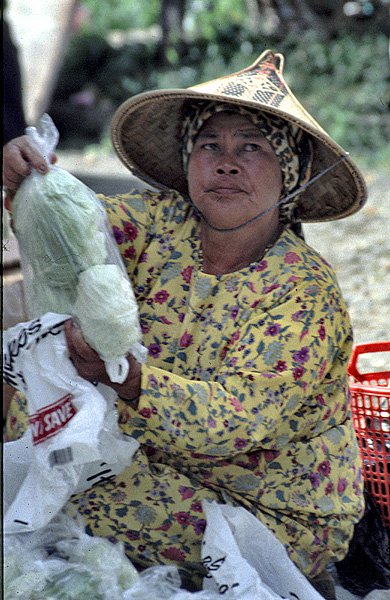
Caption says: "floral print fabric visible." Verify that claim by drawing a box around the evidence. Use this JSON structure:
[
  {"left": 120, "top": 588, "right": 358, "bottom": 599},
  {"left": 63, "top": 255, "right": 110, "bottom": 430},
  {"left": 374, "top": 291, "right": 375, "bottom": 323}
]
[
  {"left": 5, "top": 187, "right": 364, "bottom": 582},
  {"left": 105, "top": 188, "right": 364, "bottom": 576}
]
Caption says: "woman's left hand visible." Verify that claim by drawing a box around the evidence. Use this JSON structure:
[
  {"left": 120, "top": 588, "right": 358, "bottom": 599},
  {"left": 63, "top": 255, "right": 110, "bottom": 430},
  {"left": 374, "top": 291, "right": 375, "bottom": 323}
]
[
  {"left": 64, "top": 319, "right": 109, "bottom": 384},
  {"left": 64, "top": 319, "right": 141, "bottom": 403}
]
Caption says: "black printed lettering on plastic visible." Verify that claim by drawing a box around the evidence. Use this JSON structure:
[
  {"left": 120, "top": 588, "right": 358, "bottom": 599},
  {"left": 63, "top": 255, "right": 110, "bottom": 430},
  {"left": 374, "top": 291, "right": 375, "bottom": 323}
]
[
  {"left": 3, "top": 319, "right": 67, "bottom": 390},
  {"left": 3, "top": 319, "right": 42, "bottom": 376},
  {"left": 201, "top": 555, "right": 226, "bottom": 577}
]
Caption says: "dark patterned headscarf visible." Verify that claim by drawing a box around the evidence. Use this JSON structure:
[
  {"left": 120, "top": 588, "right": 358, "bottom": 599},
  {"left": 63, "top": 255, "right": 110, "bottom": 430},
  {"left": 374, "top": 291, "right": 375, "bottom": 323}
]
[{"left": 181, "top": 101, "right": 313, "bottom": 223}]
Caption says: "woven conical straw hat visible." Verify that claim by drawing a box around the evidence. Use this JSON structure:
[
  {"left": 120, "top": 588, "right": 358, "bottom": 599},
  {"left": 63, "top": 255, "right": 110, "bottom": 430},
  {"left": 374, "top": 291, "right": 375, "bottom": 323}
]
[{"left": 111, "top": 50, "right": 367, "bottom": 222}]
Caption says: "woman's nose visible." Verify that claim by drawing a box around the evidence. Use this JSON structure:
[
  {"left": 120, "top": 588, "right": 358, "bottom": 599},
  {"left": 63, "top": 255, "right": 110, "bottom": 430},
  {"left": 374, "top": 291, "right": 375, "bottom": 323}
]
[
  {"left": 215, "top": 155, "right": 240, "bottom": 175},
  {"left": 216, "top": 165, "right": 239, "bottom": 175}
]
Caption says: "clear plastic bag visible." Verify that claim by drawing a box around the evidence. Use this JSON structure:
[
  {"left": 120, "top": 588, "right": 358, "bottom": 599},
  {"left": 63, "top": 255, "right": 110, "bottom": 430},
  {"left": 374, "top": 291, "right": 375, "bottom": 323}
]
[
  {"left": 4, "top": 512, "right": 222, "bottom": 600},
  {"left": 122, "top": 567, "right": 221, "bottom": 599},
  {"left": 4, "top": 512, "right": 139, "bottom": 600},
  {"left": 12, "top": 114, "right": 146, "bottom": 382}
]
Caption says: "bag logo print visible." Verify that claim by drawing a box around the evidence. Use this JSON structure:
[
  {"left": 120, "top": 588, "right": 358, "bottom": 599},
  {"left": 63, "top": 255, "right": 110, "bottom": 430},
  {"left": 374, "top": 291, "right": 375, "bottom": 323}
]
[{"left": 29, "top": 393, "right": 77, "bottom": 445}]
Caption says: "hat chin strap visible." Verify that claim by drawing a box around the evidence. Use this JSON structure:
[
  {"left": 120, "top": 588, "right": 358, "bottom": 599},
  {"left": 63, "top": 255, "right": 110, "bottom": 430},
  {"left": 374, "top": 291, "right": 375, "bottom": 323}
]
[{"left": 194, "top": 155, "right": 348, "bottom": 233}]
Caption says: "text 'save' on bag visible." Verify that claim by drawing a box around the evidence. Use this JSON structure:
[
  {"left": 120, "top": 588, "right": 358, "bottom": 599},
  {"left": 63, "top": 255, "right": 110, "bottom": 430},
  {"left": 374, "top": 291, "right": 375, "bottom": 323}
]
[{"left": 3, "top": 313, "right": 140, "bottom": 534}]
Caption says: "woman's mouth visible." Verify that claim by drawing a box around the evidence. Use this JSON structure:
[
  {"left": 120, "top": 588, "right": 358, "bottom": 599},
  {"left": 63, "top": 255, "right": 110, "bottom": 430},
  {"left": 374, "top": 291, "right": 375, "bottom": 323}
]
[{"left": 207, "top": 187, "right": 244, "bottom": 195}]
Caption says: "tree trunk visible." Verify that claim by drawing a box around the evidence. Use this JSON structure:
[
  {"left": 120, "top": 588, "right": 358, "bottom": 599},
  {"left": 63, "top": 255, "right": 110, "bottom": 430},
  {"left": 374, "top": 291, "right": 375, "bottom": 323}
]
[
  {"left": 159, "top": 0, "right": 187, "bottom": 66},
  {"left": 255, "top": 0, "right": 332, "bottom": 37},
  {"left": 289, "top": 0, "right": 328, "bottom": 34},
  {"left": 248, "top": 0, "right": 281, "bottom": 34}
]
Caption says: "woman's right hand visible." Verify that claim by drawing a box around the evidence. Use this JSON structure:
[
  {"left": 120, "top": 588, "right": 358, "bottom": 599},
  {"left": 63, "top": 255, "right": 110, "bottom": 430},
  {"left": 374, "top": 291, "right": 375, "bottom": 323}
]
[{"left": 3, "top": 135, "right": 57, "bottom": 201}]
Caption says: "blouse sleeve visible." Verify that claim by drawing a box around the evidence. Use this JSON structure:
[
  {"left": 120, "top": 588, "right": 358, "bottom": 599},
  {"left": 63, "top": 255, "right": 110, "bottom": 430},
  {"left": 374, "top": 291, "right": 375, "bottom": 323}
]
[
  {"left": 118, "top": 275, "right": 353, "bottom": 458},
  {"left": 98, "top": 189, "right": 160, "bottom": 278}
]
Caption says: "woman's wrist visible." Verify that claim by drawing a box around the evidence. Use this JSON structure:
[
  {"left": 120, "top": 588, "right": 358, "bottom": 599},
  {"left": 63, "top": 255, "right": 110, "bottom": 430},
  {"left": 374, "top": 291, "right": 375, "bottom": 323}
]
[{"left": 111, "top": 355, "right": 141, "bottom": 406}]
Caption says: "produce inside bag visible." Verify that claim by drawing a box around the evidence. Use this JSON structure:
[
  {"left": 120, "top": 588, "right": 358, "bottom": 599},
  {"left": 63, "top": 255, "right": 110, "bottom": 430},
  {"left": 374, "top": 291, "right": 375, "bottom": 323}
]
[{"left": 12, "top": 114, "right": 146, "bottom": 382}]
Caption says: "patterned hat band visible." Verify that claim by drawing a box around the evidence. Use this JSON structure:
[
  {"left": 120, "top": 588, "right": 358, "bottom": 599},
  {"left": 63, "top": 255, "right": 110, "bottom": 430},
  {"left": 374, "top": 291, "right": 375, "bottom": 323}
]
[{"left": 181, "top": 101, "right": 313, "bottom": 222}]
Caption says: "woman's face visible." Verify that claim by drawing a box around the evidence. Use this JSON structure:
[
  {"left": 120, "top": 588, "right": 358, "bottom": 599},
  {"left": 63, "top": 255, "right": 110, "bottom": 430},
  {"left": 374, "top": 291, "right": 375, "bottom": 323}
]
[{"left": 187, "top": 112, "right": 283, "bottom": 231}]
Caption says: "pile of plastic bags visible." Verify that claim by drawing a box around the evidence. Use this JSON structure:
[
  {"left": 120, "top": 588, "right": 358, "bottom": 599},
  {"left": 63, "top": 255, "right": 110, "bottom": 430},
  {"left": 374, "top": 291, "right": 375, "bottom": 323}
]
[{"left": 4, "top": 513, "right": 220, "bottom": 600}]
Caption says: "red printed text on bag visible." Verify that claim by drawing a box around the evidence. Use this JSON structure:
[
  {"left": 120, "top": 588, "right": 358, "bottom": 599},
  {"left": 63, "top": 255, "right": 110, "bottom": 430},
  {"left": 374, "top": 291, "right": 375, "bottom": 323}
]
[{"left": 29, "top": 394, "right": 77, "bottom": 445}]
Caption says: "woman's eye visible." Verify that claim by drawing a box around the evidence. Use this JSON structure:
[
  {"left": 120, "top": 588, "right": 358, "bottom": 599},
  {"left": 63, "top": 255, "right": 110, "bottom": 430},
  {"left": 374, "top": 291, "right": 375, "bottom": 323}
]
[
  {"left": 202, "top": 142, "right": 218, "bottom": 150},
  {"left": 243, "top": 143, "right": 260, "bottom": 151}
]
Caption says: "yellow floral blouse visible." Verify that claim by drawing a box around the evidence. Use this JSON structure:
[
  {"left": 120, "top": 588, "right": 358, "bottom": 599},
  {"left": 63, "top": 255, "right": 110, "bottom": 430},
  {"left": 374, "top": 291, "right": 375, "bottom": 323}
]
[{"left": 103, "top": 188, "right": 364, "bottom": 576}]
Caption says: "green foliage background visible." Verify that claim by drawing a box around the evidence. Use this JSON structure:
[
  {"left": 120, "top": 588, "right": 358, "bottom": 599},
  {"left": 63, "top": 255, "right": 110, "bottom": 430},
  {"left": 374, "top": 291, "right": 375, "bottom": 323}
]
[{"left": 52, "top": 1, "right": 390, "bottom": 168}]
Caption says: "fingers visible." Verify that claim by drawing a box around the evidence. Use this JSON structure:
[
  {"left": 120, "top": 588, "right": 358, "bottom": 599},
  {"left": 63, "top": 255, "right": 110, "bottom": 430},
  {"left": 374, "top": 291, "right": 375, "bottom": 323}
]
[
  {"left": 64, "top": 319, "right": 77, "bottom": 359},
  {"left": 2, "top": 135, "right": 55, "bottom": 194},
  {"left": 63, "top": 320, "right": 141, "bottom": 395},
  {"left": 64, "top": 319, "right": 99, "bottom": 362},
  {"left": 64, "top": 319, "right": 108, "bottom": 384}
]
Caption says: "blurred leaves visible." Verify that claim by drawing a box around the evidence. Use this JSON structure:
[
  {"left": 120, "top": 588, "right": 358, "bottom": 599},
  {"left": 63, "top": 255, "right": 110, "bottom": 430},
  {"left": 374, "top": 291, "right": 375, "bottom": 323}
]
[
  {"left": 50, "top": 2, "right": 389, "bottom": 167},
  {"left": 80, "top": 0, "right": 160, "bottom": 32}
]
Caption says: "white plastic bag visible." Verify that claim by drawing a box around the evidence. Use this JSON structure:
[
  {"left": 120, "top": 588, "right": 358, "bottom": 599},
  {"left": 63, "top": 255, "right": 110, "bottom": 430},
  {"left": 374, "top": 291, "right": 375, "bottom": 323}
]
[
  {"left": 201, "top": 501, "right": 324, "bottom": 599},
  {"left": 12, "top": 113, "right": 147, "bottom": 383},
  {"left": 3, "top": 313, "right": 139, "bottom": 534}
]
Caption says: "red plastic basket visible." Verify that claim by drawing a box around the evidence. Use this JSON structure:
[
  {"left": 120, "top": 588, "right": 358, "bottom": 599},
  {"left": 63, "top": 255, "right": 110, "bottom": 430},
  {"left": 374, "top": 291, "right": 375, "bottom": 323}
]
[{"left": 348, "top": 341, "right": 390, "bottom": 527}]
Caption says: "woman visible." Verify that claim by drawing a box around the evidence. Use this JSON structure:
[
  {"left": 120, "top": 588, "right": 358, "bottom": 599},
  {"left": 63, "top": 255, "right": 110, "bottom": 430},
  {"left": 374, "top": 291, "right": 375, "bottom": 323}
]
[{"left": 3, "top": 50, "right": 367, "bottom": 598}]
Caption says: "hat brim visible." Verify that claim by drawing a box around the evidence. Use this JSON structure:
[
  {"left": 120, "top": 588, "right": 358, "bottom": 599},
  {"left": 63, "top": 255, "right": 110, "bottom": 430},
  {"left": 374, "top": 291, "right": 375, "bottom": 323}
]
[{"left": 111, "top": 89, "right": 367, "bottom": 223}]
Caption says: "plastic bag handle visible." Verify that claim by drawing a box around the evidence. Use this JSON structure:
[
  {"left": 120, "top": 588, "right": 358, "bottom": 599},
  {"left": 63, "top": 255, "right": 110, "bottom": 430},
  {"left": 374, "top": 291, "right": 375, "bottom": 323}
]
[
  {"left": 348, "top": 341, "right": 390, "bottom": 381},
  {"left": 25, "top": 114, "right": 59, "bottom": 167}
]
